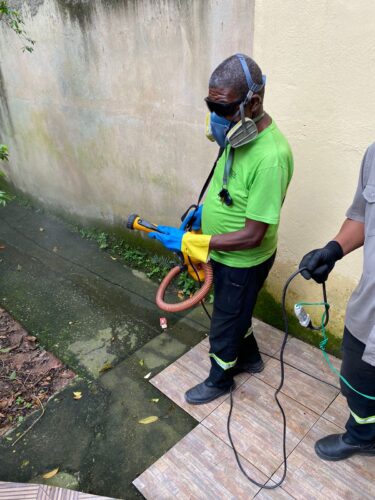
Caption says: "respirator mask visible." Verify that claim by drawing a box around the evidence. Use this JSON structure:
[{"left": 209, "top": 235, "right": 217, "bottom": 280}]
[{"left": 205, "top": 54, "right": 266, "bottom": 149}]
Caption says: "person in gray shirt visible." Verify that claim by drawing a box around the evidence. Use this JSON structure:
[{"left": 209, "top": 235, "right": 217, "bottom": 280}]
[{"left": 299, "top": 143, "right": 375, "bottom": 461}]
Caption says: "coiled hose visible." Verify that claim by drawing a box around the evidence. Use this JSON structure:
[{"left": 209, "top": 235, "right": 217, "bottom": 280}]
[{"left": 156, "top": 262, "right": 213, "bottom": 313}]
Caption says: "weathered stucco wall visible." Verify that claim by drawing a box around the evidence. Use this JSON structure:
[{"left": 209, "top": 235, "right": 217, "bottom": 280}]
[
  {"left": 253, "top": 0, "right": 375, "bottom": 332},
  {"left": 2, "top": 0, "right": 374, "bottom": 336},
  {"left": 0, "top": 0, "right": 254, "bottom": 225}
]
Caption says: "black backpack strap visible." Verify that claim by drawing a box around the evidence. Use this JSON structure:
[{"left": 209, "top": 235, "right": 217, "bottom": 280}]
[
  {"left": 197, "top": 146, "right": 225, "bottom": 205},
  {"left": 180, "top": 147, "right": 225, "bottom": 223}
]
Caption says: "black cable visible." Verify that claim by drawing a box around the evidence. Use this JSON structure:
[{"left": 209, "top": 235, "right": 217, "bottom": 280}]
[
  {"left": 187, "top": 255, "right": 212, "bottom": 322},
  {"left": 226, "top": 267, "right": 327, "bottom": 490}
]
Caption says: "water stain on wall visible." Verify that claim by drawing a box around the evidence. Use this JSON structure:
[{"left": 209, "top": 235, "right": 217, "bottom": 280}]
[
  {"left": 0, "top": 65, "right": 14, "bottom": 137},
  {"left": 55, "top": 0, "right": 96, "bottom": 32},
  {"left": 7, "top": 0, "right": 45, "bottom": 17}
]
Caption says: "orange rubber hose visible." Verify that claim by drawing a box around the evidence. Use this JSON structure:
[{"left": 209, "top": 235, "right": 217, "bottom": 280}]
[{"left": 156, "top": 262, "right": 213, "bottom": 313}]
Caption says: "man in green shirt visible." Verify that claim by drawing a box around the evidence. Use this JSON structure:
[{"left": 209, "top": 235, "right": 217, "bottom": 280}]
[{"left": 150, "top": 54, "right": 293, "bottom": 404}]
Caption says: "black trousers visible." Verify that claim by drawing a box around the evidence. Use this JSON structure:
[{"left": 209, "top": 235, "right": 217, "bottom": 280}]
[
  {"left": 341, "top": 327, "right": 375, "bottom": 443},
  {"left": 207, "top": 253, "right": 276, "bottom": 388}
]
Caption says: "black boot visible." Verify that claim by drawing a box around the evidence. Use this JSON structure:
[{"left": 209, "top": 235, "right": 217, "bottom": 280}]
[
  {"left": 184, "top": 379, "right": 235, "bottom": 405},
  {"left": 315, "top": 433, "right": 375, "bottom": 461},
  {"left": 231, "top": 357, "right": 264, "bottom": 376}
]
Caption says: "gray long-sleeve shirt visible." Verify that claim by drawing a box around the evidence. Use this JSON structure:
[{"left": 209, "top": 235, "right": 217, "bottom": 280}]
[{"left": 345, "top": 143, "right": 375, "bottom": 366}]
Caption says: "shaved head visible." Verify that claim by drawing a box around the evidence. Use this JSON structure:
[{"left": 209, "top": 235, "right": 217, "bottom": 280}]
[{"left": 209, "top": 54, "right": 264, "bottom": 100}]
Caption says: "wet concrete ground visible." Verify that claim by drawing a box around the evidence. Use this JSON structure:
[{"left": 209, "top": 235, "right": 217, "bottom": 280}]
[{"left": 0, "top": 203, "right": 211, "bottom": 499}]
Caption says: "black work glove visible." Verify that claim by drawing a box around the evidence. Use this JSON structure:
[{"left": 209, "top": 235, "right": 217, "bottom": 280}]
[{"left": 299, "top": 241, "right": 344, "bottom": 283}]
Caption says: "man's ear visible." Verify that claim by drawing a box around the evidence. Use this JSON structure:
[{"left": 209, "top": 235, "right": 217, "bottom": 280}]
[{"left": 246, "top": 95, "right": 262, "bottom": 118}]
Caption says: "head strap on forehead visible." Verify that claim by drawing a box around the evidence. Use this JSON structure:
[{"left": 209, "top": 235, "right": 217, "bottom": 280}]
[{"left": 236, "top": 53, "right": 266, "bottom": 94}]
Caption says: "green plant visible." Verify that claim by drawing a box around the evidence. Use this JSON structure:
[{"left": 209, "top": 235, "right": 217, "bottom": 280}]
[
  {"left": 0, "top": 144, "right": 9, "bottom": 161},
  {"left": 177, "top": 272, "right": 198, "bottom": 297},
  {"left": 0, "top": 3, "right": 35, "bottom": 206},
  {"left": 0, "top": 1, "right": 35, "bottom": 52},
  {"left": 0, "top": 171, "right": 13, "bottom": 206},
  {"left": 77, "top": 226, "right": 203, "bottom": 298}
]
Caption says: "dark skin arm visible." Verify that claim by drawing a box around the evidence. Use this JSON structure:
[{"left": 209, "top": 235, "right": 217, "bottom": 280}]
[
  {"left": 334, "top": 218, "right": 365, "bottom": 255},
  {"left": 209, "top": 218, "right": 269, "bottom": 251}
]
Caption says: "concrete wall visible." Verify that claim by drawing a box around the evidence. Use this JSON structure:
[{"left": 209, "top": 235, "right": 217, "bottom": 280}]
[
  {"left": 2, "top": 0, "right": 374, "bottom": 335},
  {"left": 0, "top": 0, "right": 254, "bottom": 225},
  {"left": 253, "top": 0, "right": 375, "bottom": 331}
]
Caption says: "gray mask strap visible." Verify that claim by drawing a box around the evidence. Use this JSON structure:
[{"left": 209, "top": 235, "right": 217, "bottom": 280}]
[
  {"left": 239, "top": 103, "right": 247, "bottom": 125},
  {"left": 222, "top": 147, "right": 234, "bottom": 190},
  {"left": 253, "top": 112, "right": 265, "bottom": 123}
]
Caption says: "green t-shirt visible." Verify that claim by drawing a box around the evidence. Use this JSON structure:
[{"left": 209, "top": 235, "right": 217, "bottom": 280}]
[{"left": 202, "top": 121, "right": 293, "bottom": 268}]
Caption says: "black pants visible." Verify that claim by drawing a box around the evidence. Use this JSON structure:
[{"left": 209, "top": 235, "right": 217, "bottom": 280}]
[
  {"left": 207, "top": 253, "right": 276, "bottom": 388},
  {"left": 341, "top": 327, "right": 375, "bottom": 443}
]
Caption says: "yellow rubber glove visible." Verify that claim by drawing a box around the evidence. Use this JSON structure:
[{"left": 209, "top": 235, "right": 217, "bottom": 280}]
[{"left": 181, "top": 232, "right": 211, "bottom": 263}]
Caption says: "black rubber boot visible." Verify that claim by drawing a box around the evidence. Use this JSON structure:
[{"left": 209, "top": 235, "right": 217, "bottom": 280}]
[
  {"left": 231, "top": 358, "right": 265, "bottom": 376},
  {"left": 315, "top": 433, "right": 375, "bottom": 461},
  {"left": 184, "top": 380, "right": 235, "bottom": 405}
]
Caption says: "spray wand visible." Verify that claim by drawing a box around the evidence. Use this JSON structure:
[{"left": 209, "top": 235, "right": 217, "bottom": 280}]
[{"left": 126, "top": 214, "right": 213, "bottom": 313}]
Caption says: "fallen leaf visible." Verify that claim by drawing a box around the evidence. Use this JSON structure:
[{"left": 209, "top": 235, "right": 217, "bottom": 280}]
[
  {"left": 0, "top": 347, "right": 11, "bottom": 353},
  {"left": 144, "top": 372, "right": 152, "bottom": 379},
  {"left": 110, "top": 256, "right": 117, "bottom": 261},
  {"left": 42, "top": 467, "right": 59, "bottom": 479},
  {"left": 52, "top": 246, "right": 58, "bottom": 253},
  {"left": 26, "top": 336, "right": 37, "bottom": 342},
  {"left": 9, "top": 371, "right": 17, "bottom": 380},
  {"left": 73, "top": 391, "right": 82, "bottom": 400},
  {"left": 138, "top": 416, "right": 159, "bottom": 425},
  {"left": 139, "top": 359, "right": 144, "bottom": 366},
  {"left": 0, "top": 245, "right": 5, "bottom": 250},
  {"left": 39, "top": 228, "right": 45, "bottom": 232},
  {"left": 150, "top": 398, "right": 159, "bottom": 403},
  {"left": 20, "top": 459, "right": 29, "bottom": 468},
  {"left": 16, "top": 265, "right": 22, "bottom": 271},
  {"left": 177, "top": 291, "right": 185, "bottom": 300},
  {"left": 99, "top": 362, "right": 113, "bottom": 373}
]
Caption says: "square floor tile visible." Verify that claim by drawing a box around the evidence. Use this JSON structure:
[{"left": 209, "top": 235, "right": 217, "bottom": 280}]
[
  {"left": 272, "top": 417, "right": 375, "bottom": 499},
  {"left": 255, "top": 358, "right": 339, "bottom": 414},
  {"left": 283, "top": 337, "right": 341, "bottom": 388},
  {"left": 150, "top": 340, "right": 252, "bottom": 421},
  {"left": 133, "top": 425, "right": 268, "bottom": 499},
  {"left": 322, "top": 393, "right": 348, "bottom": 429},
  {"left": 202, "top": 376, "right": 319, "bottom": 477},
  {"left": 253, "top": 319, "right": 284, "bottom": 357},
  {"left": 150, "top": 361, "right": 230, "bottom": 421},
  {"left": 254, "top": 483, "right": 294, "bottom": 499}
]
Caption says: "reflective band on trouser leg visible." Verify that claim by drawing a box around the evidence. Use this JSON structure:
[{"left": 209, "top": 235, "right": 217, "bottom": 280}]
[
  {"left": 350, "top": 410, "right": 375, "bottom": 425},
  {"left": 209, "top": 353, "right": 237, "bottom": 370},
  {"left": 244, "top": 325, "right": 254, "bottom": 339}
]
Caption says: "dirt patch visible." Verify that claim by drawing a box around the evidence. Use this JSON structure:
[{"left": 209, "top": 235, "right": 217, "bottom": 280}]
[{"left": 0, "top": 308, "right": 75, "bottom": 437}]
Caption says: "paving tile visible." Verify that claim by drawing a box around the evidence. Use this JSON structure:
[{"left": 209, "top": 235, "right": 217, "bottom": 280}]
[
  {"left": 283, "top": 337, "right": 341, "bottom": 388},
  {"left": 150, "top": 361, "right": 231, "bottom": 421},
  {"left": 133, "top": 424, "right": 268, "bottom": 499},
  {"left": 253, "top": 319, "right": 284, "bottom": 357},
  {"left": 254, "top": 357, "right": 339, "bottom": 415},
  {"left": 150, "top": 339, "right": 253, "bottom": 421},
  {"left": 176, "top": 339, "right": 213, "bottom": 380},
  {"left": 0, "top": 482, "right": 40, "bottom": 500},
  {"left": 202, "top": 376, "right": 319, "bottom": 477},
  {"left": 0, "top": 482, "right": 116, "bottom": 500},
  {"left": 179, "top": 338, "right": 256, "bottom": 381},
  {"left": 254, "top": 483, "right": 295, "bottom": 499},
  {"left": 272, "top": 417, "right": 375, "bottom": 499},
  {"left": 322, "top": 392, "right": 348, "bottom": 429}
]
